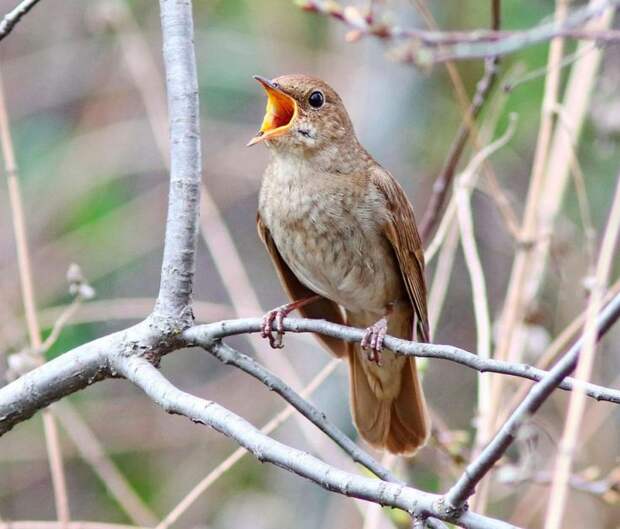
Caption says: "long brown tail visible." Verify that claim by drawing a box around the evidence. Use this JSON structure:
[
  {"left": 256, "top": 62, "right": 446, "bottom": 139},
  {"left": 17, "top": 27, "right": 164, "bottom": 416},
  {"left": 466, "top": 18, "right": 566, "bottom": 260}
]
[{"left": 346, "top": 309, "right": 430, "bottom": 456}]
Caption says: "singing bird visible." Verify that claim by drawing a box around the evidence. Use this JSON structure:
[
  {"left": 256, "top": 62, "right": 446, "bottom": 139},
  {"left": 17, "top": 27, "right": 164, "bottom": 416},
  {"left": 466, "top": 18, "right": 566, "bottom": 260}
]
[{"left": 249, "top": 74, "right": 430, "bottom": 455}]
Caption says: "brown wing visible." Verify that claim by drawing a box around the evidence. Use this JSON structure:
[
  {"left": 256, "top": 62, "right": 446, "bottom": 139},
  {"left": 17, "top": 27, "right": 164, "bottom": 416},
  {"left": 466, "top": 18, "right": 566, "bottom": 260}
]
[
  {"left": 257, "top": 213, "right": 347, "bottom": 357},
  {"left": 370, "top": 168, "right": 430, "bottom": 343}
]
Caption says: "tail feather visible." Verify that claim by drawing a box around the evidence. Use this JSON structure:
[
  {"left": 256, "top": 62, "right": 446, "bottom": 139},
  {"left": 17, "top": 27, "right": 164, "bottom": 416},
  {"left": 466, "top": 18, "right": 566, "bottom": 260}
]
[
  {"left": 346, "top": 309, "right": 430, "bottom": 456},
  {"left": 386, "top": 356, "right": 430, "bottom": 454},
  {"left": 348, "top": 344, "right": 391, "bottom": 447}
]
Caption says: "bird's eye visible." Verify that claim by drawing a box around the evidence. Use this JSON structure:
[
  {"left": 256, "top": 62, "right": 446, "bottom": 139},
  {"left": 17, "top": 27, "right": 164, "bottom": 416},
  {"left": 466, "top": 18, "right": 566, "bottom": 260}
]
[{"left": 308, "top": 91, "right": 324, "bottom": 109}]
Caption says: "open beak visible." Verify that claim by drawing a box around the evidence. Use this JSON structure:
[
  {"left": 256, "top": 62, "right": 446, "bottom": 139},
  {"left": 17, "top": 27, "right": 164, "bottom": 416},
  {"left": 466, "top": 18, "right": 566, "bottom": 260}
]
[{"left": 247, "top": 75, "right": 298, "bottom": 146}]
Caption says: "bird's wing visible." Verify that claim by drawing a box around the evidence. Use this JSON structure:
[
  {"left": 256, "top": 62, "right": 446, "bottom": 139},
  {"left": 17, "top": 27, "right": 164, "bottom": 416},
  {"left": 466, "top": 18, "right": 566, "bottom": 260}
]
[
  {"left": 370, "top": 167, "right": 430, "bottom": 342},
  {"left": 257, "top": 213, "right": 347, "bottom": 357}
]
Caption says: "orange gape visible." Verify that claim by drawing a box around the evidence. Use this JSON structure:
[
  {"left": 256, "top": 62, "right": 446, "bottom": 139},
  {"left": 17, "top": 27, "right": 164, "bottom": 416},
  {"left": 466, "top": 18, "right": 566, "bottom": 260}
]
[{"left": 250, "top": 74, "right": 430, "bottom": 456}]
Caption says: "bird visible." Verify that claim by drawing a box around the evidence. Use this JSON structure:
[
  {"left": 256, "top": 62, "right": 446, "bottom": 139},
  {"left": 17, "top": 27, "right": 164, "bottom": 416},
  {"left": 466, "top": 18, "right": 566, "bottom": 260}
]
[{"left": 249, "top": 73, "right": 430, "bottom": 455}]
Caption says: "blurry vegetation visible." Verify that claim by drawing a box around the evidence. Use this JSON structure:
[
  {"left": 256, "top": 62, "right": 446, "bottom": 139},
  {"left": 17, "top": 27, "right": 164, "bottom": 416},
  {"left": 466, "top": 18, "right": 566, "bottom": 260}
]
[{"left": 0, "top": 1, "right": 619, "bottom": 528}]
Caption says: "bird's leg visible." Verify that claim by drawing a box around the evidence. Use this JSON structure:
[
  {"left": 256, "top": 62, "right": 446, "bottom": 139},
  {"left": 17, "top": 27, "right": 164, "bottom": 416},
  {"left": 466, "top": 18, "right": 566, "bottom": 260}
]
[
  {"left": 361, "top": 304, "right": 394, "bottom": 366},
  {"left": 261, "top": 294, "right": 321, "bottom": 349}
]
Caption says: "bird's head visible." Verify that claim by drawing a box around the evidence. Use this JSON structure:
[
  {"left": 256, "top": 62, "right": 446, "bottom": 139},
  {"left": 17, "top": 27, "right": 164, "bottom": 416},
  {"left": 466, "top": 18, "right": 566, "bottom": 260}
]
[{"left": 248, "top": 74, "right": 356, "bottom": 156}]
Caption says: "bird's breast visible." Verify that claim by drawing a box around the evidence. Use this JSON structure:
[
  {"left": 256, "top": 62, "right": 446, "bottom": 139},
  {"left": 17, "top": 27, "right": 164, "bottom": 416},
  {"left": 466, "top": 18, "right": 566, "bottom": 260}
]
[{"left": 259, "top": 162, "right": 404, "bottom": 313}]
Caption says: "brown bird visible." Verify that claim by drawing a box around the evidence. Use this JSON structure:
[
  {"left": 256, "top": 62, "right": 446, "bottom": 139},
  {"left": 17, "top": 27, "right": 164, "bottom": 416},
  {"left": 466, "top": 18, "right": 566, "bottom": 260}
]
[{"left": 249, "top": 74, "right": 430, "bottom": 455}]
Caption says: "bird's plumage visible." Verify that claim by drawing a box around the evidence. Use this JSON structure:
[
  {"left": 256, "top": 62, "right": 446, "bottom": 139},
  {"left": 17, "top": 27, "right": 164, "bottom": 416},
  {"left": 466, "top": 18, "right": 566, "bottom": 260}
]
[{"left": 253, "top": 73, "right": 430, "bottom": 455}]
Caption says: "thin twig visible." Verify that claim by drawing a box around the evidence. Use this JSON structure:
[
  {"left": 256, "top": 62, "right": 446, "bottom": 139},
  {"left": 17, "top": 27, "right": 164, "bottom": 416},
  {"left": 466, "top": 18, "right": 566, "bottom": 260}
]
[
  {"left": 502, "top": 43, "right": 599, "bottom": 92},
  {"left": 38, "top": 297, "right": 83, "bottom": 355},
  {"left": 443, "top": 290, "right": 620, "bottom": 510},
  {"left": 427, "top": 223, "right": 459, "bottom": 331},
  {"left": 0, "top": 65, "right": 70, "bottom": 529},
  {"left": 0, "top": 0, "right": 42, "bottom": 41},
  {"left": 207, "top": 342, "right": 400, "bottom": 482},
  {"left": 543, "top": 171, "right": 620, "bottom": 529},
  {"left": 550, "top": 103, "right": 597, "bottom": 265},
  {"left": 419, "top": 56, "right": 499, "bottom": 242},
  {"left": 454, "top": 118, "right": 515, "bottom": 457},
  {"left": 298, "top": 0, "right": 620, "bottom": 64}
]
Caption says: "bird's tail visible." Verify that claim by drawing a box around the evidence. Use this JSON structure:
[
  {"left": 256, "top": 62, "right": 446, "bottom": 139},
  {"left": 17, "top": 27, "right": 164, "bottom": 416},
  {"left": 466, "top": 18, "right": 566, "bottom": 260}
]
[{"left": 346, "top": 309, "right": 430, "bottom": 456}]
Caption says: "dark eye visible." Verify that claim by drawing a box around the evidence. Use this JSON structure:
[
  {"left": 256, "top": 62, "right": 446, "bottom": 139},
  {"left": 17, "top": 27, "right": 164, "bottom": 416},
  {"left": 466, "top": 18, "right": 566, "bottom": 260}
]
[{"left": 308, "top": 91, "right": 324, "bottom": 108}]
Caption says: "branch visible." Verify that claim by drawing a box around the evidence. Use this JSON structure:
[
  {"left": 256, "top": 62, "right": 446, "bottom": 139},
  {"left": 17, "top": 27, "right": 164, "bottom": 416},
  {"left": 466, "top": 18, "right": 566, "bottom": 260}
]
[
  {"left": 419, "top": 56, "right": 499, "bottom": 242},
  {"left": 443, "top": 288, "right": 620, "bottom": 510},
  {"left": 3, "top": 295, "right": 620, "bottom": 436},
  {"left": 417, "top": 0, "right": 503, "bottom": 244},
  {"left": 543, "top": 170, "right": 620, "bottom": 529},
  {"left": 0, "top": 325, "right": 145, "bottom": 435},
  {"left": 183, "top": 314, "right": 620, "bottom": 404},
  {"left": 298, "top": 0, "right": 620, "bottom": 64},
  {"left": 114, "top": 355, "right": 518, "bottom": 529},
  {"left": 154, "top": 359, "right": 340, "bottom": 529},
  {"left": 154, "top": 0, "right": 202, "bottom": 323},
  {"left": 205, "top": 341, "right": 400, "bottom": 483},
  {"left": 197, "top": 342, "right": 449, "bottom": 528},
  {"left": 0, "top": 0, "right": 42, "bottom": 42}
]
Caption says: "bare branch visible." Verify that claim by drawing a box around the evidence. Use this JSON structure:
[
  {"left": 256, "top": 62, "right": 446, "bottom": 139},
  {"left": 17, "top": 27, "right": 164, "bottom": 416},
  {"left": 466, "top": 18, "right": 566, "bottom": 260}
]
[
  {"left": 444, "top": 289, "right": 620, "bottom": 510},
  {"left": 183, "top": 314, "right": 620, "bottom": 405},
  {"left": 419, "top": 56, "right": 499, "bottom": 242},
  {"left": 207, "top": 341, "right": 400, "bottom": 483},
  {"left": 0, "top": 61, "right": 70, "bottom": 527},
  {"left": 154, "top": 0, "right": 202, "bottom": 323},
  {"left": 0, "top": 0, "right": 42, "bottom": 42},
  {"left": 2, "top": 298, "right": 619, "bottom": 438},
  {"left": 544, "top": 171, "right": 620, "bottom": 529},
  {"left": 114, "top": 355, "right": 518, "bottom": 529},
  {"left": 155, "top": 359, "right": 340, "bottom": 529},
  {"left": 0, "top": 328, "right": 130, "bottom": 435},
  {"left": 298, "top": 0, "right": 620, "bottom": 64}
]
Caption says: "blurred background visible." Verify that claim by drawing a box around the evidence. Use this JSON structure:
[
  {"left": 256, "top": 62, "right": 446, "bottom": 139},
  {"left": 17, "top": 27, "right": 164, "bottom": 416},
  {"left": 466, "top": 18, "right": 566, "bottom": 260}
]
[{"left": 0, "top": 1, "right": 619, "bottom": 528}]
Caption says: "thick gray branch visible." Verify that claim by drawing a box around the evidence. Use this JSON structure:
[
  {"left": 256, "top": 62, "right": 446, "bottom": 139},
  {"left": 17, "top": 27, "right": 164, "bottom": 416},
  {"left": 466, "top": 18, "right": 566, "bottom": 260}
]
[
  {"left": 114, "top": 355, "right": 518, "bottom": 529},
  {"left": 184, "top": 317, "right": 620, "bottom": 404},
  {"left": 2, "top": 298, "right": 619, "bottom": 438},
  {"left": 0, "top": 332, "right": 112, "bottom": 434},
  {"left": 0, "top": 320, "right": 178, "bottom": 436},
  {"left": 154, "top": 0, "right": 202, "bottom": 322}
]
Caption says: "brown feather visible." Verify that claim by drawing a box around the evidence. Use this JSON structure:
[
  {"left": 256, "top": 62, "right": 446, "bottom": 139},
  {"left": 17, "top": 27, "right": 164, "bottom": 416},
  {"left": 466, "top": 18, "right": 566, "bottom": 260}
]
[
  {"left": 346, "top": 308, "right": 430, "bottom": 456},
  {"left": 257, "top": 214, "right": 347, "bottom": 357},
  {"left": 371, "top": 167, "right": 430, "bottom": 342}
]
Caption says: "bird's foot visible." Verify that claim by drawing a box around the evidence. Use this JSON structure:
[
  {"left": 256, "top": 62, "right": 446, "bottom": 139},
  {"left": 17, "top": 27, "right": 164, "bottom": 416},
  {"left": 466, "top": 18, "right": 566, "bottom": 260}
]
[
  {"left": 261, "top": 295, "right": 320, "bottom": 349},
  {"left": 361, "top": 317, "right": 388, "bottom": 366}
]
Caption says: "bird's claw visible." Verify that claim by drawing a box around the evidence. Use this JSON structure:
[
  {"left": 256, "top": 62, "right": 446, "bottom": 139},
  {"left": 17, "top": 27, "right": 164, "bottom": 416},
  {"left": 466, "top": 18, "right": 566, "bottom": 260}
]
[
  {"left": 261, "top": 304, "right": 290, "bottom": 349},
  {"left": 361, "top": 317, "right": 388, "bottom": 366}
]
